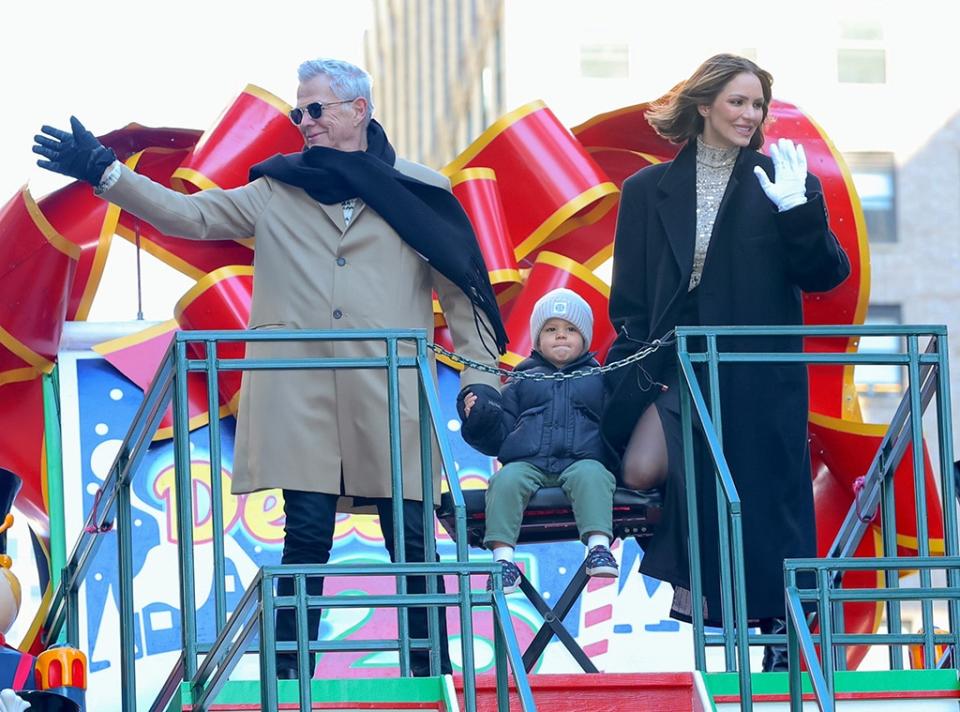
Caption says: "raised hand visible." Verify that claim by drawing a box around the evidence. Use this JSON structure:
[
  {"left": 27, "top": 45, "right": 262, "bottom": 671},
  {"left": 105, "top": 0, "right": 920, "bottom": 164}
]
[
  {"left": 753, "top": 138, "right": 808, "bottom": 212},
  {"left": 33, "top": 116, "right": 117, "bottom": 186}
]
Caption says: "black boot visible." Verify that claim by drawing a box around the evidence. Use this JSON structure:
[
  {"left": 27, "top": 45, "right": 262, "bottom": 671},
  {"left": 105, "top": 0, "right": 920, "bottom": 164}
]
[
  {"left": 275, "top": 663, "right": 301, "bottom": 680},
  {"left": 274, "top": 650, "right": 316, "bottom": 680},
  {"left": 761, "top": 617, "right": 789, "bottom": 672}
]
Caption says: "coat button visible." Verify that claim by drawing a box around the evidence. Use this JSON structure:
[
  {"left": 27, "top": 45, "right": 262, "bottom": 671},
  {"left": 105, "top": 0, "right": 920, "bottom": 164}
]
[
  {"left": 333, "top": 309, "right": 343, "bottom": 319},
  {"left": 336, "top": 257, "right": 346, "bottom": 266}
]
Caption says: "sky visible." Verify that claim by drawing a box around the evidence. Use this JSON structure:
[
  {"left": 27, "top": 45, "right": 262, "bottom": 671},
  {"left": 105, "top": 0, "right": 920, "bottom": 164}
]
[{"left": 3, "top": 1, "right": 372, "bottom": 320}]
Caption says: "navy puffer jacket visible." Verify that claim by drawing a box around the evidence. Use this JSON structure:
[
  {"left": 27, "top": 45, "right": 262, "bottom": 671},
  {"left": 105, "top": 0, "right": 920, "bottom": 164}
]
[{"left": 459, "top": 350, "right": 605, "bottom": 474}]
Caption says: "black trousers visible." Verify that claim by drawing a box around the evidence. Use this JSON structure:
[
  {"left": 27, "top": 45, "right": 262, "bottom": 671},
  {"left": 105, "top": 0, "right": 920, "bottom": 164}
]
[{"left": 276, "top": 489, "right": 453, "bottom": 675}]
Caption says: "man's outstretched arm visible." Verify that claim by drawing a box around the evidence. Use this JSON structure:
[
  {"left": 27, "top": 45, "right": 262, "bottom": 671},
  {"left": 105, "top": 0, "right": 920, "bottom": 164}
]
[{"left": 34, "top": 116, "right": 270, "bottom": 241}]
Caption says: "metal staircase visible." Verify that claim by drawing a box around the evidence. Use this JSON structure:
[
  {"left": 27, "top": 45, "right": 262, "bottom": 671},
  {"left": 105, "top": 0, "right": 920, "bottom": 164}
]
[{"left": 43, "top": 329, "right": 535, "bottom": 712}]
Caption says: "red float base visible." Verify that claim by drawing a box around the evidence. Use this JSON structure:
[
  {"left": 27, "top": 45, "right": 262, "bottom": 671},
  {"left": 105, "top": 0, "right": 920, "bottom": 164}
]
[{"left": 453, "top": 672, "right": 707, "bottom": 712}]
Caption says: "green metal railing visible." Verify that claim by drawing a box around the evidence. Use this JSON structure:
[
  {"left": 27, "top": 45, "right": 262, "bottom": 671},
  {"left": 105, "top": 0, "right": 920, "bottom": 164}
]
[
  {"left": 675, "top": 324, "right": 956, "bottom": 711},
  {"left": 785, "top": 557, "right": 960, "bottom": 712},
  {"left": 186, "top": 562, "right": 530, "bottom": 711},
  {"left": 42, "top": 328, "right": 535, "bottom": 712}
]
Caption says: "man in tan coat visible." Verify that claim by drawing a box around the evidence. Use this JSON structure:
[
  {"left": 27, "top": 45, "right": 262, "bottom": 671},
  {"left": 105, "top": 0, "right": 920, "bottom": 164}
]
[{"left": 34, "top": 58, "right": 506, "bottom": 679}]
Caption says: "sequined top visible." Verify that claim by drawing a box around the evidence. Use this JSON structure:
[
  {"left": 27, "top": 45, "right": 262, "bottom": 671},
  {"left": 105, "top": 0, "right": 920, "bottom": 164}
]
[{"left": 690, "top": 136, "right": 739, "bottom": 290}]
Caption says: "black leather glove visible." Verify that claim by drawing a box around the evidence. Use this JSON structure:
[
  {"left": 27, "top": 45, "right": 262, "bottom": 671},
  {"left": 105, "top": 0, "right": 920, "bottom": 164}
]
[
  {"left": 456, "top": 384, "right": 504, "bottom": 455},
  {"left": 457, "top": 383, "right": 502, "bottom": 430},
  {"left": 33, "top": 116, "right": 117, "bottom": 186}
]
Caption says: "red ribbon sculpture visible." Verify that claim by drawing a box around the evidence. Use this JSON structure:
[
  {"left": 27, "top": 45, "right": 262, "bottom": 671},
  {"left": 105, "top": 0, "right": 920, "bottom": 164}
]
[{"left": 0, "top": 84, "right": 943, "bottom": 667}]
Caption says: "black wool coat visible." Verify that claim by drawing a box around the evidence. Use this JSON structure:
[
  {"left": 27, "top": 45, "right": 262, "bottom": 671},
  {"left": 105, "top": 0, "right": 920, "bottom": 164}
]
[
  {"left": 462, "top": 350, "right": 606, "bottom": 474},
  {"left": 602, "top": 139, "right": 850, "bottom": 620}
]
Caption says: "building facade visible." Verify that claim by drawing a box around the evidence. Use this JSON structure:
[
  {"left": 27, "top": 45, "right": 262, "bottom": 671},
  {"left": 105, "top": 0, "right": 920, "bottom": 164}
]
[{"left": 366, "top": 0, "right": 506, "bottom": 169}]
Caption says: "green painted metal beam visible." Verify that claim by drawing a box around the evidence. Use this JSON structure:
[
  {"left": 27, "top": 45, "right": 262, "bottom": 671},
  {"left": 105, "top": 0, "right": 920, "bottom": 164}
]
[{"left": 169, "top": 676, "right": 454, "bottom": 711}]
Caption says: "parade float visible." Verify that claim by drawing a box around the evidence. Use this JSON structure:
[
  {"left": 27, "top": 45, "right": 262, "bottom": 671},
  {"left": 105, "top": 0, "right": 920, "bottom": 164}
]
[{"left": 0, "top": 81, "right": 955, "bottom": 710}]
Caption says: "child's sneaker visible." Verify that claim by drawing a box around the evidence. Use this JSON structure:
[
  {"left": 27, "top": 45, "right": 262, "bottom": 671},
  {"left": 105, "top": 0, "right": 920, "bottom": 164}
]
[
  {"left": 585, "top": 545, "right": 619, "bottom": 578},
  {"left": 486, "top": 559, "right": 522, "bottom": 594}
]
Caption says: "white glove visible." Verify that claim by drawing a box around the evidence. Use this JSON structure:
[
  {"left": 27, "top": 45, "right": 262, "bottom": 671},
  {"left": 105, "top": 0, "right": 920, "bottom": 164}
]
[
  {"left": 753, "top": 138, "right": 808, "bottom": 212},
  {"left": 0, "top": 689, "right": 29, "bottom": 712}
]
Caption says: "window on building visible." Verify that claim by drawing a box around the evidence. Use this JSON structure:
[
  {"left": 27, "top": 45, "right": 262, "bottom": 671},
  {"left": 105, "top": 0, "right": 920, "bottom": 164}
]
[
  {"left": 855, "top": 304, "right": 904, "bottom": 396},
  {"left": 845, "top": 152, "right": 897, "bottom": 243},
  {"left": 838, "top": 49, "right": 886, "bottom": 83},
  {"left": 580, "top": 44, "right": 629, "bottom": 79},
  {"left": 837, "top": 19, "right": 886, "bottom": 83},
  {"left": 840, "top": 18, "right": 884, "bottom": 41}
]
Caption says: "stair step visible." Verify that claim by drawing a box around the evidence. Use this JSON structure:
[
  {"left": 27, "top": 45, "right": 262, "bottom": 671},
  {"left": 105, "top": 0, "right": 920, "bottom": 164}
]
[
  {"left": 453, "top": 672, "right": 706, "bottom": 712},
  {"left": 705, "top": 669, "right": 960, "bottom": 711}
]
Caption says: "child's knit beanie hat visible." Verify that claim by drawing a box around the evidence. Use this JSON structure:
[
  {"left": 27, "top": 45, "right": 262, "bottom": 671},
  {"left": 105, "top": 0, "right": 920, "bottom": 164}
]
[{"left": 529, "top": 288, "right": 593, "bottom": 351}]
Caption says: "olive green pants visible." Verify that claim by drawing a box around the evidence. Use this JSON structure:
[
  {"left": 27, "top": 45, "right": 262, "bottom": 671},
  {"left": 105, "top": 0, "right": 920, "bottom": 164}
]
[{"left": 483, "top": 459, "right": 616, "bottom": 547}]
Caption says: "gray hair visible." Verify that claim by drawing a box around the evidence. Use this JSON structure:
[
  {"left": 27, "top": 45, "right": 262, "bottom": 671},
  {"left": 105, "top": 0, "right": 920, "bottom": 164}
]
[{"left": 297, "top": 58, "right": 374, "bottom": 123}]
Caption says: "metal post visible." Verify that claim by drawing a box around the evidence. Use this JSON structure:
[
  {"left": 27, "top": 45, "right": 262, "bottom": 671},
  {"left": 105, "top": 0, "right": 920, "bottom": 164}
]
[
  {"left": 818, "top": 568, "right": 835, "bottom": 701},
  {"left": 705, "top": 334, "right": 739, "bottom": 673},
  {"left": 117, "top": 478, "right": 137, "bottom": 712},
  {"left": 416, "top": 358, "right": 470, "bottom": 565},
  {"left": 933, "top": 333, "right": 960, "bottom": 664},
  {"left": 715, "top": 491, "right": 736, "bottom": 670},
  {"left": 417, "top": 337, "right": 442, "bottom": 676},
  {"left": 205, "top": 339, "right": 229, "bottom": 634},
  {"left": 385, "top": 337, "right": 411, "bottom": 675},
  {"left": 493, "top": 589, "right": 537, "bottom": 712},
  {"left": 906, "top": 336, "right": 936, "bottom": 665},
  {"left": 879, "top": 464, "right": 903, "bottom": 669},
  {"left": 459, "top": 566, "right": 478, "bottom": 712},
  {"left": 260, "top": 575, "right": 279, "bottom": 712},
  {"left": 678, "top": 342, "right": 707, "bottom": 671},
  {"left": 730, "top": 511, "right": 752, "bottom": 709},
  {"left": 295, "top": 573, "right": 312, "bottom": 710},
  {"left": 832, "top": 596, "right": 847, "bottom": 672},
  {"left": 65, "top": 561, "right": 80, "bottom": 649},
  {"left": 786, "top": 577, "right": 803, "bottom": 712},
  {"left": 493, "top": 596, "right": 510, "bottom": 711},
  {"left": 172, "top": 338, "right": 199, "bottom": 681}
]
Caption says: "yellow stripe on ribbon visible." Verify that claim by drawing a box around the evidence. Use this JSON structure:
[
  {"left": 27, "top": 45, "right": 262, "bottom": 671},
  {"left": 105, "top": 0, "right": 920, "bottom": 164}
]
[
  {"left": 515, "top": 187, "right": 619, "bottom": 261},
  {"left": 441, "top": 101, "right": 546, "bottom": 177},
  {"left": 72, "top": 201, "right": 120, "bottom": 321},
  {"left": 0, "top": 325, "right": 54, "bottom": 374},
  {"left": 173, "top": 265, "right": 255, "bottom": 324},
  {"left": 21, "top": 187, "right": 81, "bottom": 260}
]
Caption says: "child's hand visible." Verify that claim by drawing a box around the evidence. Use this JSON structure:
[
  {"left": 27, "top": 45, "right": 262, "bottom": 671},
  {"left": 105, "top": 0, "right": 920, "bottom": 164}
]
[
  {"left": 463, "top": 392, "right": 477, "bottom": 417},
  {"left": 456, "top": 384, "right": 502, "bottom": 432}
]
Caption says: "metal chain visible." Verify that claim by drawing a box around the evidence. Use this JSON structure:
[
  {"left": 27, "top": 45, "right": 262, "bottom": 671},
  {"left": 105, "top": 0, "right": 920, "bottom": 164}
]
[{"left": 427, "top": 329, "right": 674, "bottom": 382}]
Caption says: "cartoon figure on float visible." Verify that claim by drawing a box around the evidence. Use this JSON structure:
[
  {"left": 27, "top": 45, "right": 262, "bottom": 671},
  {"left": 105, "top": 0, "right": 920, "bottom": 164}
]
[{"left": 0, "top": 468, "right": 86, "bottom": 712}]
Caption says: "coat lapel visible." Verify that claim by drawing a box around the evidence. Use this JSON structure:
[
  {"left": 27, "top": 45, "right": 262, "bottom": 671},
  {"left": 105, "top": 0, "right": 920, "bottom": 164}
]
[
  {"left": 317, "top": 201, "right": 347, "bottom": 233},
  {"left": 656, "top": 141, "right": 697, "bottom": 283},
  {"left": 647, "top": 145, "right": 697, "bottom": 340}
]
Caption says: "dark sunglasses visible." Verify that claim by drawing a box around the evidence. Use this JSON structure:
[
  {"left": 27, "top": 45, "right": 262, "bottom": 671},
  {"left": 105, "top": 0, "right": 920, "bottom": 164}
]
[{"left": 288, "top": 99, "right": 355, "bottom": 125}]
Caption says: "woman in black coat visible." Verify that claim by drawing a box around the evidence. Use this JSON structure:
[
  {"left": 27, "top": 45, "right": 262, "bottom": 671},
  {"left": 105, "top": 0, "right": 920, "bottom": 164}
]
[{"left": 601, "top": 54, "right": 850, "bottom": 670}]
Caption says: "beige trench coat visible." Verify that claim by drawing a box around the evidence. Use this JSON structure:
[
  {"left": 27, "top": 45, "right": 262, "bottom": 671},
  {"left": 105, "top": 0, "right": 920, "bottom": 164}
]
[{"left": 103, "top": 159, "right": 500, "bottom": 509}]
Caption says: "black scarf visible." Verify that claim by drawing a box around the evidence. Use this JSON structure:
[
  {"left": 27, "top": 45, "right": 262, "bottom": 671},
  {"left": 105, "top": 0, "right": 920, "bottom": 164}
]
[{"left": 249, "top": 120, "right": 508, "bottom": 355}]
